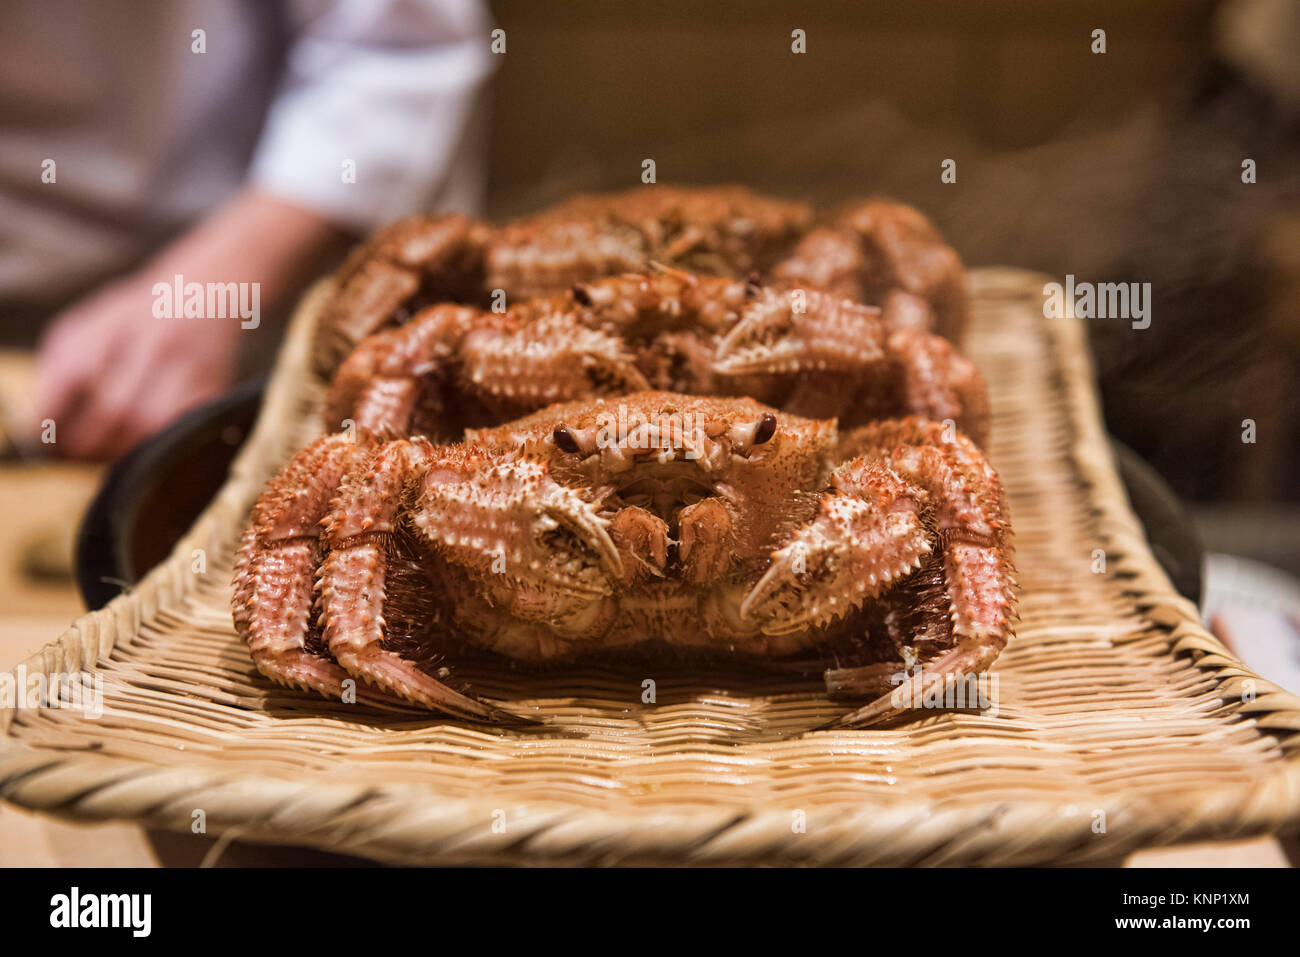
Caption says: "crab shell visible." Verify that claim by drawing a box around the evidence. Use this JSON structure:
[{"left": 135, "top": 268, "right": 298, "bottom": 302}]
[{"left": 234, "top": 392, "right": 1016, "bottom": 727}]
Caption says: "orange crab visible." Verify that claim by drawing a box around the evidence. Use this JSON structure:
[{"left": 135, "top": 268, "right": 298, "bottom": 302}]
[
  {"left": 322, "top": 268, "right": 989, "bottom": 447},
  {"left": 312, "top": 186, "right": 969, "bottom": 375},
  {"left": 233, "top": 393, "right": 1015, "bottom": 728}
]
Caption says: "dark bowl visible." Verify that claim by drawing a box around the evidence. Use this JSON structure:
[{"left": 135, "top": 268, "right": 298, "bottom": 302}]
[{"left": 75, "top": 378, "right": 264, "bottom": 610}]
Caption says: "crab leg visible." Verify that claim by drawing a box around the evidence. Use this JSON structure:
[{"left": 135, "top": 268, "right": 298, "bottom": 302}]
[
  {"left": 740, "top": 461, "right": 933, "bottom": 635},
  {"left": 768, "top": 227, "right": 866, "bottom": 303},
  {"left": 714, "top": 288, "right": 885, "bottom": 377},
  {"left": 317, "top": 439, "right": 535, "bottom": 723},
  {"left": 314, "top": 214, "right": 490, "bottom": 375},
  {"left": 770, "top": 199, "right": 968, "bottom": 342},
  {"left": 834, "top": 199, "right": 969, "bottom": 342},
  {"left": 880, "top": 329, "right": 990, "bottom": 447},
  {"left": 324, "top": 305, "right": 481, "bottom": 436},
  {"left": 824, "top": 418, "right": 1016, "bottom": 728},
  {"left": 459, "top": 311, "right": 649, "bottom": 411},
  {"left": 413, "top": 448, "right": 624, "bottom": 599},
  {"left": 234, "top": 434, "right": 402, "bottom": 704},
  {"left": 325, "top": 306, "right": 648, "bottom": 437},
  {"left": 820, "top": 546, "right": 952, "bottom": 697},
  {"left": 713, "top": 290, "right": 988, "bottom": 443}
]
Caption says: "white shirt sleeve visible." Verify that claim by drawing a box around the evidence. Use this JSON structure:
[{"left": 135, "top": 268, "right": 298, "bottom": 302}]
[{"left": 248, "top": 0, "right": 496, "bottom": 231}]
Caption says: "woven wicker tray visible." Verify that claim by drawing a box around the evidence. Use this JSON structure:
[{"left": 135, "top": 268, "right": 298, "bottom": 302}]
[{"left": 3, "top": 268, "right": 1298, "bottom": 866}]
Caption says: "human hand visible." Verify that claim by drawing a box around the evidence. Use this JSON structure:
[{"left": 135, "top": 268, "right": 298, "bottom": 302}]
[
  {"left": 32, "top": 189, "right": 350, "bottom": 461},
  {"left": 34, "top": 272, "right": 242, "bottom": 460}
]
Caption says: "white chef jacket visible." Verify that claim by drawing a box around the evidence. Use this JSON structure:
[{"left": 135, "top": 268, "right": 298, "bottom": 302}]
[{"left": 0, "top": 0, "right": 495, "bottom": 313}]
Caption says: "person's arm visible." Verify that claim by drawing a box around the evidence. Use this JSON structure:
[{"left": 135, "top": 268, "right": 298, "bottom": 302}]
[
  {"left": 35, "top": 0, "right": 495, "bottom": 461},
  {"left": 35, "top": 189, "right": 350, "bottom": 461},
  {"left": 247, "top": 0, "right": 496, "bottom": 230}
]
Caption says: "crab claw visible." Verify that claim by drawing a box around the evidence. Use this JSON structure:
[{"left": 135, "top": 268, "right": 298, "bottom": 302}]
[
  {"left": 462, "top": 312, "right": 650, "bottom": 407},
  {"left": 714, "top": 289, "right": 884, "bottom": 376},
  {"left": 608, "top": 506, "right": 670, "bottom": 585},
  {"left": 415, "top": 454, "right": 623, "bottom": 597},
  {"left": 741, "top": 468, "right": 932, "bottom": 635},
  {"left": 535, "top": 490, "right": 625, "bottom": 595}
]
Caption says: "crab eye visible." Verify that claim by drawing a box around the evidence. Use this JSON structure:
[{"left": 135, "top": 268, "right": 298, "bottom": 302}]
[
  {"left": 553, "top": 426, "right": 581, "bottom": 454},
  {"left": 571, "top": 284, "right": 592, "bottom": 307},
  {"left": 753, "top": 413, "right": 777, "bottom": 445}
]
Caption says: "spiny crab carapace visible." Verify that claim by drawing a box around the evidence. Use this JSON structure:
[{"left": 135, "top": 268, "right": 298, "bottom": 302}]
[
  {"left": 312, "top": 186, "right": 969, "bottom": 375},
  {"left": 323, "top": 267, "right": 990, "bottom": 448},
  {"left": 233, "top": 392, "right": 1016, "bottom": 728}
]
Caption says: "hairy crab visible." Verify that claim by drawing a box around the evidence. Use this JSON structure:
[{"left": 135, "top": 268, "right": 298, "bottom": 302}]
[
  {"left": 771, "top": 198, "right": 968, "bottom": 341},
  {"left": 312, "top": 186, "right": 968, "bottom": 375},
  {"left": 323, "top": 267, "right": 989, "bottom": 448},
  {"left": 233, "top": 392, "right": 1016, "bottom": 728}
]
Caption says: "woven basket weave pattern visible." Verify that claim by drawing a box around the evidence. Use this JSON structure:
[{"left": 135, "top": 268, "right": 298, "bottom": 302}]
[{"left": 2, "top": 268, "right": 1298, "bottom": 866}]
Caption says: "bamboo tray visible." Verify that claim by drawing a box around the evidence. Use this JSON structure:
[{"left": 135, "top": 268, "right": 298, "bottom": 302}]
[{"left": 4, "top": 268, "right": 1299, "bottom": 866}]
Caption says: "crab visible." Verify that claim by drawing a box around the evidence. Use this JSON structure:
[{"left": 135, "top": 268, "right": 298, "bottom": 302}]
[
  {"left": 312, "top": 185, "right": 811, "bottom": 374},
  {"left": 323, "top": 267, "right": 989, "bottom": 448},
  {"left": 312, "top": 186, "right": 969, "bottom": 375},
  {"left": 233, "top": 392, "right": 1016, "bottom": 728},
  {"left": 771, "top": 198, "right": 969, "bottom": 341}
]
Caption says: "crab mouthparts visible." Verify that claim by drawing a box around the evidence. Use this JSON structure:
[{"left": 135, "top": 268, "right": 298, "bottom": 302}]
[{"left": 608, "top": 464, "right": 720, "bottom": 526}]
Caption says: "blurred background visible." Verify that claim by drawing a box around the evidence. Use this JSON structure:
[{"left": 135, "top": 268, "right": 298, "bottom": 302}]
[
  {"left": 0, "top": 0, "right": 1296, "bottom": 864},
  {"left": 485, "top": 0, "right": 1300, "bottom": 513}
]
